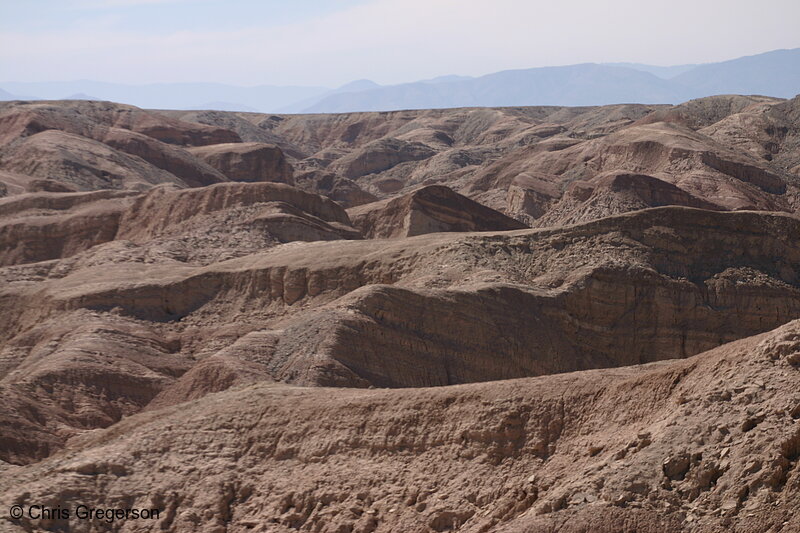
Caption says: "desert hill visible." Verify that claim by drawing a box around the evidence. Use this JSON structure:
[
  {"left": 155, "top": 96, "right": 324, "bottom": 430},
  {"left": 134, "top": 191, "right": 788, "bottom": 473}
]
[
  {"left": 0, "top": 100, "right": 290, "bottom": 193},
  {"left": 0, "top": 96, "right": 799, "bottom": 532},
  {"left": 160, "top": 94, "right": 800, "bottom": 226},
  {"left": 347, "top": 185, "right": 528, "bottom": 238},
  {"left": 2, "top": 318, "right": 799, "bottom": 532}
]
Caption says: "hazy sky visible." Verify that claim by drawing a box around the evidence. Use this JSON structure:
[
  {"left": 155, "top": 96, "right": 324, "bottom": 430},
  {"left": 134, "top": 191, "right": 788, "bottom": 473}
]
[{"left": 2, "top": 0, "right": 799, "bottom": 87}]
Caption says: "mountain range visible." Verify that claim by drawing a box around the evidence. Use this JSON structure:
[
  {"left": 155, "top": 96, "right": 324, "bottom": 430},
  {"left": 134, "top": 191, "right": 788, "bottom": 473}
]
[{"left": 1, "top": 48, "right": 798, "bottom": 113}]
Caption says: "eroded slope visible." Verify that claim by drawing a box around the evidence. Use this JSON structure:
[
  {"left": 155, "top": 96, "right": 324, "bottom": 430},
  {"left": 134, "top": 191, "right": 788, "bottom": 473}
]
[
  {"left": 1, "top": 319, "right": 798, "bottom": 532},
  {"left": 2, "top": 207, "right": 800, "bottom": 465}
]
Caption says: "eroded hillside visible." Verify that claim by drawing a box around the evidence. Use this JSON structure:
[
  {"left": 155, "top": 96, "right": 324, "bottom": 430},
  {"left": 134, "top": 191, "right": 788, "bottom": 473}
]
[{"left": 0, "top": 96, "right": 799, "bottom": 532}]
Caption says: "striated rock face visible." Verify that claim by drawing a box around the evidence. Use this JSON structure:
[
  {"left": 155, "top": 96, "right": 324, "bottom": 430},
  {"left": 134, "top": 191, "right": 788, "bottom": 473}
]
[
  {"left": 215, "top": 207, "right": 800, "bottom": 389},
  {"left": 332, "top": 137, "right": 438, "bottom": 179},
  {"left": 636, "top": 94, "right": 784, "bottom": 130},
  {"left": 161, "top": 109, "right": 310, "bottom": 158},
  {"left": 0, "top": 100, "right": 241, "bottom": 192},
  {"left": 468, "top": 121, "right": 793, "bottom": 217},
  {"left": 4, "top": 96, "right": 797, "bottom": 223},
  {"left": 24, "top": 179, "right": 77, "bottom": 193},
  {"left": 533, "top": 171, "right": 722, "bottom": 227},
  {"left": 0, "top": 204, "right": 797, "bottom": 465},
  {"left": 0, "top": 311, "right": 190, "bottom": 464},
  {"left": 348, "top": 185, "right": 528, "bottom": 238},
  {"left": 0, "top": 181, "right": 359, "bottom": 268},
  {"left": 116, "top": 181, "right": 355, "bottom": 243},
  {"left": 0, "top": 99, "right": 240, "bottom": 147},
  {"left": 2, "top": 207, "right": 799, "bottom": 402},
  {"left": 0, "top": 190, "right": 139, "bottom": 266},
  {"left": 0, "top": 130, "right": 184, "bottom": 191},
  {"left": 293, "top": 170, "right": 378, "bottom": 207},
  {"left": 100, "top": 127, "right": 229, "bottom": 188},
  {"left": 145, "top": 329, "right": 278, "bottom": 410},
  {"left": 187, "top": 142, "right": 294, "bottom": 184},
  {"left": 0, "top": 100, "right": 304, "bottom": 194},
  {"left": 2, "top": 318, "right": 799, "bottom": 532},
  {"left": 0, "top": 182, "right": 364, "bottom": 464}
]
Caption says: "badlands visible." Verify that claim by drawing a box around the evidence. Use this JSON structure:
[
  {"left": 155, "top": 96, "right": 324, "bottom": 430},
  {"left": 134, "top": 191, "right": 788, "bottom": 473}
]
[{"left": 0, "top": 95, "right": 799, "bottom": 532}]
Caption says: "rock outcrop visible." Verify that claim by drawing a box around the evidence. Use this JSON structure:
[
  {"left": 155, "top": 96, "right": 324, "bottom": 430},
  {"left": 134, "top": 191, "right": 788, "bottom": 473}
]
[
  {"left": 0, "top": 312, "right": 190, "bottom": 464},
  {"left": 100, "top": 127, "right": 229, "bottom": 187},
  {"left": 0, "top": 189, "right": 139, "bottom": 266},
  {"left": 293, "top": 170, "right": 378, "bottom": 208},
  {"left": 533, "top": 171, "right": 722, "bottom": 227},
  {"left": 468, "top": 121, "right": 794, "bottom": 218},
  {"left": 0, "top": 130, "right": 185, "bottom": 191},
  {"left": 116, "top": 181, "right": 356, "bottom": 244},
  {"left": 331, "top": 137, "right": 438, "bottom": 179},
  {"left": 348, "top": 185, "right": 528, "bottom": 238},
  {"left": 0, "top": 100, "right": 239, "bottom": 147},
  {"left": 187, "top": 142, "right": 294, "bottom": 184},
  {"left": 0, "top": 181, "right": 360, "bottom": 268},
  {"left": 4, "top": 97, "right": 796, "bottom": 224},
  {"left": 0, "top": 101, "right": 240, "bottom": 192}
]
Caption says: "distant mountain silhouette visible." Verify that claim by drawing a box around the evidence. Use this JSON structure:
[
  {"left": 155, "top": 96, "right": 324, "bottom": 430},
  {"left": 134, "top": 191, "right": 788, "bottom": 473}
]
[
  {"left": 672, "top": 48, "right": 800, "bottom": 98},
  {"left": 0, "top": 81, "right": 329, "bottom": 111},
  {"left": 337, "top": 79, "right": 381, "bottom": 92},
  {"left": 302, "top": 64, "right": 692, "bottom": 112},
  {"left": 189, "top": 101, "right": 259, "bottom": 112},
  {"left": 1, "top": 49, "right": 797, "bottom": 113},
  {"left": 64, "top": 93, "right": 101, "bottom": 101},
  {"left": 301, "top": 49, "right": 799, "bottom": 112},
  {"left": 278, "top": 79, "right": 382, "bottom": 112},
  {"left": 418, "top": 75, "right": 475, "bottom": 84},
  {"left": 604, "top": 62, "right": 698, "bottom": 79},
  {"left": 0, "top": 87, "right": 32, "bottom": 101}
]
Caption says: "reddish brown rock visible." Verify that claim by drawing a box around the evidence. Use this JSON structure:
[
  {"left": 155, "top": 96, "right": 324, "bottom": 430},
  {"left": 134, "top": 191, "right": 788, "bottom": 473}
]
[
  {"left": 348, "top": 185, "right": 527, "bottom": 238},
  {"left": 332, "top": 137, "right": 437, "bottom": 179},
  {"left": 165, "top": 96, "right": 800, "bottom": 222},
  {"left": 24, "top": 179, "right": 77, "bottom": 193},
  {"left": 0, "top": 189, "right": 139, "bottom": 266},
  {"left": 187, "top": 142, "right": 294, "bottom": 184},
  {"left": 534, "top": 171, "right": 722, "bottom": 227},
  {"left": 0, "top": 99, "right": 240, "bottom": 147},
  {"left": 2, "top": 98, "right": 800, "bottom": 533},
  {"left": 0, "top": 100, "right": 241, "bottom": 193},
  {"left": 2, "top": 318, "right": 800, "bottom": 531},
  {"left": 146, "top": 330, "right": 279, "bottom": 410},
  {"left": 116, "top": 181, "right": 355, "bottom": 243},
  {"left": 101, "top": 127, "right": 228, "bottom": 187},
  {"left": 0, "top": 130, "right": 185, "bottom": 191},
  {"left": 160, "top": 109, "right": 310, "bottom": 158},
  {"left": 3, "top": 206, "right": 799, "bottom": 400},
  {"left": 469, "top": 121, "right": 793, "bottom": 217},
  {"left": 293, "top": 170, "right": 378, "bottom": 208},
  {"left": 0, "top": 311, "right": 191, "bottom": 464}
]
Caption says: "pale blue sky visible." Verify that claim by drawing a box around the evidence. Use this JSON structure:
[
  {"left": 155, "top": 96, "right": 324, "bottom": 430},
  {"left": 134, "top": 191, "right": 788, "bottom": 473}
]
[
  {"left": 2, "top": 0, "right": 799, "bottom": 87},
  {"left": 0, "top": 1, "right": 368, "bottom": 34}
]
